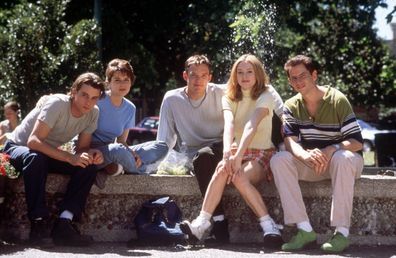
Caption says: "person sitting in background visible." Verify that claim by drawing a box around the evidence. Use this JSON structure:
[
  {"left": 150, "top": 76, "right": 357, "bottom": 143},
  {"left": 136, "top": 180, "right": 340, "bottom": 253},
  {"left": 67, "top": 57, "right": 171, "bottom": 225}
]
[
  {"left": 0, "top": 101, "right": 21, "bottom": 207},
  {"left": 0, "top": 101, "right": 20, "bottom": 145},
  {"left": 92, "top": 58, "right": 168, "bottom": 189},
  {"left": 180, "top": 54, "right": 284, "bottom": 249},
  {"left": 270, "top": 55, "right": 364, "bottom": 253}
]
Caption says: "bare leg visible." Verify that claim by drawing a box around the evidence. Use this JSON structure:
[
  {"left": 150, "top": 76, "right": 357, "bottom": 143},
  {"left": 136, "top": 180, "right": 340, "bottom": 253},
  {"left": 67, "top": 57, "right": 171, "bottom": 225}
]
[
  {"left": 232, "top": 160, "right": 269, "bottom": 217},
  {"left": 201, "top": 163, "right": 229, "bottom": 214}
]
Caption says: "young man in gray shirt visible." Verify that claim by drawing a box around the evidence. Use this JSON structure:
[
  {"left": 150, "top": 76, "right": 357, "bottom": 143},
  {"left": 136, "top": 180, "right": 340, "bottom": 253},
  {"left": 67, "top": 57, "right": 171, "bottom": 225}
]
[
  {"left": 157, "top": 55, "right": 229, "bottom": 243},
  {"left": 3, "top": 72, "right": 106, "bottom": 248}
]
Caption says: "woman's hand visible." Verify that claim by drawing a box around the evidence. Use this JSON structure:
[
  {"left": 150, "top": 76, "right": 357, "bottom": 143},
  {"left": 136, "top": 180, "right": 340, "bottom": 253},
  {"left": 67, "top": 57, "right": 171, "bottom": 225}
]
[{"left": 227, "top": 154, "right": 243, "bottom": 184}]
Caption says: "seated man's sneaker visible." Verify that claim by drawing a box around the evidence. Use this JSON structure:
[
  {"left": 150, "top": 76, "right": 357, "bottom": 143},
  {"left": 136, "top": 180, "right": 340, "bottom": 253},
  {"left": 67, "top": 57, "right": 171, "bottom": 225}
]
[
  {"left": 180, "top": 218, "right": 212, "bottom": 243},
  {"left": 263, "top": 220, "right": 283, "bottom": 249},
  {"left": 104, "top": 163, "right": 124, "bottom": 176},
  {"left": 282, "top": 229, "right": 317, "bottom": 251},
  {"left": 51, "top": 218, "right": 93, "bottom": 246},
  {"left": 29, "top": 219, "right": 54, "bottom": 249},
  {"left": 321, "top": 232, "right": 349, "bottom": 253}
]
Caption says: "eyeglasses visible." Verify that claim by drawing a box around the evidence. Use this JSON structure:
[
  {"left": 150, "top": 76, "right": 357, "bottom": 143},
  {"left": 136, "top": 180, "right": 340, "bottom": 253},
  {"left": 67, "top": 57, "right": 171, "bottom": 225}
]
[{"left": 289, "top": 72, "right": 310, "bottom": 84}]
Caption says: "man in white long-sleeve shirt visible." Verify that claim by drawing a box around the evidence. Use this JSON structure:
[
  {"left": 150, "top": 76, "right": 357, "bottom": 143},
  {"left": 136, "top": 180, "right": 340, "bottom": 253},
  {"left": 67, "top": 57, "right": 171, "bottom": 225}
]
[{"left": 157, "top": 55, "right": 229, "bottom": 243}]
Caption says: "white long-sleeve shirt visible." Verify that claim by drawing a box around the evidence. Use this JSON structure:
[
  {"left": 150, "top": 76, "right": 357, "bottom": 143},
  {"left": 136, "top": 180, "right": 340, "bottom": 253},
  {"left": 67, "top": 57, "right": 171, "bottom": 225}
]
[{"left": 157, "top": 83, "right": 226, "bottom": 157}]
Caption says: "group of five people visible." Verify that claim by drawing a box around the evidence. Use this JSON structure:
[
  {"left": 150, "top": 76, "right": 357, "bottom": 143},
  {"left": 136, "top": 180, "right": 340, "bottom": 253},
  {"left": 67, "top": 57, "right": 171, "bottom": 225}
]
[{"left": 1, "top": 53, "right": 363, "bottom": 253}]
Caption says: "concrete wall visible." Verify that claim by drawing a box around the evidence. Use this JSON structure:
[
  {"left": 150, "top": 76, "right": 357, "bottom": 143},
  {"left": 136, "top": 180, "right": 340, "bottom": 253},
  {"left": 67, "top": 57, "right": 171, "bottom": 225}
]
[{"left": 1, "top": 170, "right": 396, "bottom": 245}]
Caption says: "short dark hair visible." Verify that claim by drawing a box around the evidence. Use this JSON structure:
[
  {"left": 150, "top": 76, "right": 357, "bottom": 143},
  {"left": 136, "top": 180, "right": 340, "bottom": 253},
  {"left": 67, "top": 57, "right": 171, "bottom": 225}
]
[
  {"left": 106, "top": 58, "right": 136, "bottom": 85},
  {"left": 70, "top": 72, "right": 106, "bottom": 99},
  {"left": 284, "top": 55, "right": 317, "bottom": 77},
  {"left": 184, "top": 55, "right": 212, "bottom": 72},
  {"left": 4, "top": 101, "right": 20, "bottom": 112}
]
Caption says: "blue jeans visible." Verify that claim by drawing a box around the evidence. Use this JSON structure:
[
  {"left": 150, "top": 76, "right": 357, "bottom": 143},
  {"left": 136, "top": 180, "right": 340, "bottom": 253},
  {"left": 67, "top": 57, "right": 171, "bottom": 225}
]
[{"left": 98, "top": 140, "right": 168, "bottom": 174}]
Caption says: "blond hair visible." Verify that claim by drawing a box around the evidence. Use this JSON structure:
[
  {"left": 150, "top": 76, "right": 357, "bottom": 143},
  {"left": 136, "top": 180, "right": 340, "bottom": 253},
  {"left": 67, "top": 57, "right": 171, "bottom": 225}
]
[{"left": 226, "top": 54, "right": 269, "bottom": 101}]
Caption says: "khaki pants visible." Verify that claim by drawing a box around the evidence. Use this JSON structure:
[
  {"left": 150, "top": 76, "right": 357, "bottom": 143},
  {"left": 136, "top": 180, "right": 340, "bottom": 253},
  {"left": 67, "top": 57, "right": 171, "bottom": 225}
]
[{"left": 270, "top": 150, "right": 363, "bottom": 228}]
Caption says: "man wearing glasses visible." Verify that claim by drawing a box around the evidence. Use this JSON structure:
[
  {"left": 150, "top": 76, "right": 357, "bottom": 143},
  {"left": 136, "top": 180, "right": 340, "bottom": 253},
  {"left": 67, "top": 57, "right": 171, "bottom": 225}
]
[{"left": 270, "top": 55, "right": 364, "bottom": 253}]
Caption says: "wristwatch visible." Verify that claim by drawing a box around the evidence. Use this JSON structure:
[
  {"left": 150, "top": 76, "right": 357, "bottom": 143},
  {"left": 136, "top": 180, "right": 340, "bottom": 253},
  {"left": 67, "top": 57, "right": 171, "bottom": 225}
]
[{"left": 333, "top": 144, "right": 341, "bottom": 151}]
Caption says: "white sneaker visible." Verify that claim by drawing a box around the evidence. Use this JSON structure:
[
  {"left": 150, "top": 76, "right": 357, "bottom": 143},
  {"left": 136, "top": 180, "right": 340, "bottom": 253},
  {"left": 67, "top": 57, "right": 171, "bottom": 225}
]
[
  {"left": 180, "top": 218, "right": 212, "bottom": 242},
  {"left": 260, "top": 219, "right": 282, "bottom": 236},
  {"left": 111, "top": 164, "right": 124, "bottom": 177},
  {"left": 262, "top": 219, "right": 283, "bottom": 249},
  {"left": 104, "top": 163, "right": 124, "bottom": 177}
]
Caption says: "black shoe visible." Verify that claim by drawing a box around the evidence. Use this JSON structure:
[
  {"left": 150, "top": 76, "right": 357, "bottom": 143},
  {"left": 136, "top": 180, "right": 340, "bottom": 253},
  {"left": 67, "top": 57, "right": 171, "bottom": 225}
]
[
  {"left": 51, "top": 218, "right": 93, "bottom": 246},
  {"left": 263, "top": 233, "right": 284, "bottom": 249},
  {"left": 208, "top": 219, "right": 230, "bottom": 245},
  {"left": 29, "top": 219, "right": 54, "bottom": 249}
]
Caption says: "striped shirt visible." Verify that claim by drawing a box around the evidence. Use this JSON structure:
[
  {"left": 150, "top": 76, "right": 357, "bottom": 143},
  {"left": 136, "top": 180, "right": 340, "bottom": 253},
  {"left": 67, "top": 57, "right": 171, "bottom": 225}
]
[{"left": 283, "top": 86, "right": 363, "bottom": 150}]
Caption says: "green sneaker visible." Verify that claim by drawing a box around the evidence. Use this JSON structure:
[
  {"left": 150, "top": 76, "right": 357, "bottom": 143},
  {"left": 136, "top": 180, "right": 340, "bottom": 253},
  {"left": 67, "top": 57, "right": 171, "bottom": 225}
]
[
  {"left": 321, "top": 232, "right": 349, "bottom": 253},
  {"left": 282, "top": 229, "right": 317, "bottom": 251}
]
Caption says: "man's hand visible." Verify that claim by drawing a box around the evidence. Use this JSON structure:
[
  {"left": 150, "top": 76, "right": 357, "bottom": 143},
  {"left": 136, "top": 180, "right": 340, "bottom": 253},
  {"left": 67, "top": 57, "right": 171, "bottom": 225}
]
[
  {"left": 69, "top": 152, "right": 94, "bottom": 168},
  {"left": 88, "top": 149, "right": 104, "bottom": 165},
  {"left": 301, "top": 148, "right": 329, "bottom": 175}
]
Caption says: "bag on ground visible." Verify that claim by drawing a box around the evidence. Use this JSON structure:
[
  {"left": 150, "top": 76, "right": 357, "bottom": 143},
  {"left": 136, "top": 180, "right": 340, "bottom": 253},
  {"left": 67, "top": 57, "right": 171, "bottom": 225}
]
[{"left": 134, "top": 196, "right": 186, "bottom": 245}]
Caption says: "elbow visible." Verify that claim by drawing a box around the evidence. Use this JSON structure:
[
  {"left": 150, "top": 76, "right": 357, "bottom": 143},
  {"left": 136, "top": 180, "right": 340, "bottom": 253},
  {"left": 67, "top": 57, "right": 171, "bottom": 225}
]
[
  {"left": 356, "top": 141, "right": 363, "bottom": 152},
  {"left": 27, "top": 136, "right": 39, "bottom": 150},
  {"left": 246, "top": 124, "right": 257, "bottom": 135}
]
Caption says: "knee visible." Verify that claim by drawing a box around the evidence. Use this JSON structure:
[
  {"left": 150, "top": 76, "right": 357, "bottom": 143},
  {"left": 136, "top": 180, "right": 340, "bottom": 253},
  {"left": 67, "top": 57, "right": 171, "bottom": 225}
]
[
  {"left": 84, "top": 165, "right": 98, "bottom": 178},
  {"left": 270, "top": 151, "right": 293, "bottom": 171},
  {"left": 108, "top": 144, "right": 130, "bottom": 158},
  {"left": 193, "top": 149, "right": 214, "bottom": 165},
  {"left": 213, "top": 167, "right": 228, "bottom": 181},
  {"left": 232, "top": 174, "right": 249, "bottom": 191},
  {"left": 25, "top": 152, "right": 48, "bottom": 166},
  {"left": 331, "top": 150, "right": 363, "bottom": 175},
  {"left": 156, "top": 141, "right": 169, "bottom": 153},
  {"left": 154, "top": 141, "right": 169, "bottom": 159},
  {"left": 23, "top": 152, "right": 49, "bottom": 175}
]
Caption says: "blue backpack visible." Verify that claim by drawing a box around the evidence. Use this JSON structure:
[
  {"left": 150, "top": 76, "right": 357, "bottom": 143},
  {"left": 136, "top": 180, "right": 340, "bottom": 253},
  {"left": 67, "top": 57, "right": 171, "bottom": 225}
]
[{"left": 134, "top": 196, "right": 186, "bottom": 245}]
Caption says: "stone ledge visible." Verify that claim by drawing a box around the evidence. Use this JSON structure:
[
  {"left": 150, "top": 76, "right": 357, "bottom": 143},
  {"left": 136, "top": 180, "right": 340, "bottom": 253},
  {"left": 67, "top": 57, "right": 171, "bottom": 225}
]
[
  {"left": 7, "top": 170, "right": 396, "bottom": 198},
  {"left": 1, "top": 167, "right": 396, "bottom": 246}
]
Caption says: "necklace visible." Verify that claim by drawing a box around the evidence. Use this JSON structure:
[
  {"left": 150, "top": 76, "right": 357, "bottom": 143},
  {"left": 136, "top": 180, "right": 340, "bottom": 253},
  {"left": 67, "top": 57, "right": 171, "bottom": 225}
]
[{"left": 185, "top": 88, "right": 207, "bottom": 109}]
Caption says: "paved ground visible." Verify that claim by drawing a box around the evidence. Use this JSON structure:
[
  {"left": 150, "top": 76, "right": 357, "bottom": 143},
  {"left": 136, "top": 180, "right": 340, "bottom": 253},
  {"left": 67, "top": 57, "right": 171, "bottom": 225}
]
[{"left": 0, "top": 242, "right": 395, "bottom": 258}]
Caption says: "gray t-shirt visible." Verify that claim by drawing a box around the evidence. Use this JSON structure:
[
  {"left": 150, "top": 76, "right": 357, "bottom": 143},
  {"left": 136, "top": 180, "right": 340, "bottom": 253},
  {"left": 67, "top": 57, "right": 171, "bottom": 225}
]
[
  {"left": 10, "top": 94, "right": 99, "bottom": 148},
  {"left": 157, "top": 83, "right": 226, "bottom": 157}
]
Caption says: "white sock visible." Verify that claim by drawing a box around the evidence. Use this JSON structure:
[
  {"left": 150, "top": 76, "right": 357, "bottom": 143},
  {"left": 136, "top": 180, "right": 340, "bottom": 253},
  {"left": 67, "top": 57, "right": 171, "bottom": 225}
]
[
  {"left": 259, "top": 215, "right": 279, "bottom": 234},
  {"left": 197, "top": 210, "right": 212, "bottom": 222},
  {"left": 297, "top": 221, "right": 313, "bottom": 232},
  {"left": 259, "top": 215, "right": 271, "bottom": 223},
  {"left": 60, "top": 210, "right": 74, "bottom": 220},
  {"left": 336, "top": 227, "right": 349, "bottom": 237},
  {"left": 212, "top": 214, "right": 225, "bottom": 222}
]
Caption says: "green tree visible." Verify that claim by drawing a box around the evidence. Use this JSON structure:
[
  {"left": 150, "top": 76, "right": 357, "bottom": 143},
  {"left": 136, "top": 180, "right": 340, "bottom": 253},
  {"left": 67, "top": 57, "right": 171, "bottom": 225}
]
[
  {"left": 271, "top": 0, "right": 396, "bottom": 110},
  {"left": 0, "top": 0, "right": 101, "bottom": 115}
]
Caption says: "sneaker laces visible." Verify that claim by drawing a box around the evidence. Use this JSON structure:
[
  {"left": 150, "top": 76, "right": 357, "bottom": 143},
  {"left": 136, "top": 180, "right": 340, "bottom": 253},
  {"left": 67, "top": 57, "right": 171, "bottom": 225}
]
[{"left": 263, "top": 220, "right": 282, "bottom": 236}]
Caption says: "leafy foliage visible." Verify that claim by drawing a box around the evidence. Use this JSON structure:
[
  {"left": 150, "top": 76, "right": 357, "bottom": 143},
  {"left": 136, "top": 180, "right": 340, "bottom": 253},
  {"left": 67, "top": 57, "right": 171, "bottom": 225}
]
[
  {"left": 271, "top": 0, "right": 396, "bottom": 109},
  {"left": 0, "top": 0, "right": 100, "bottom": 115},
  {"left": 0, "top": 0, "right": 395, "bottom": 117}
]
